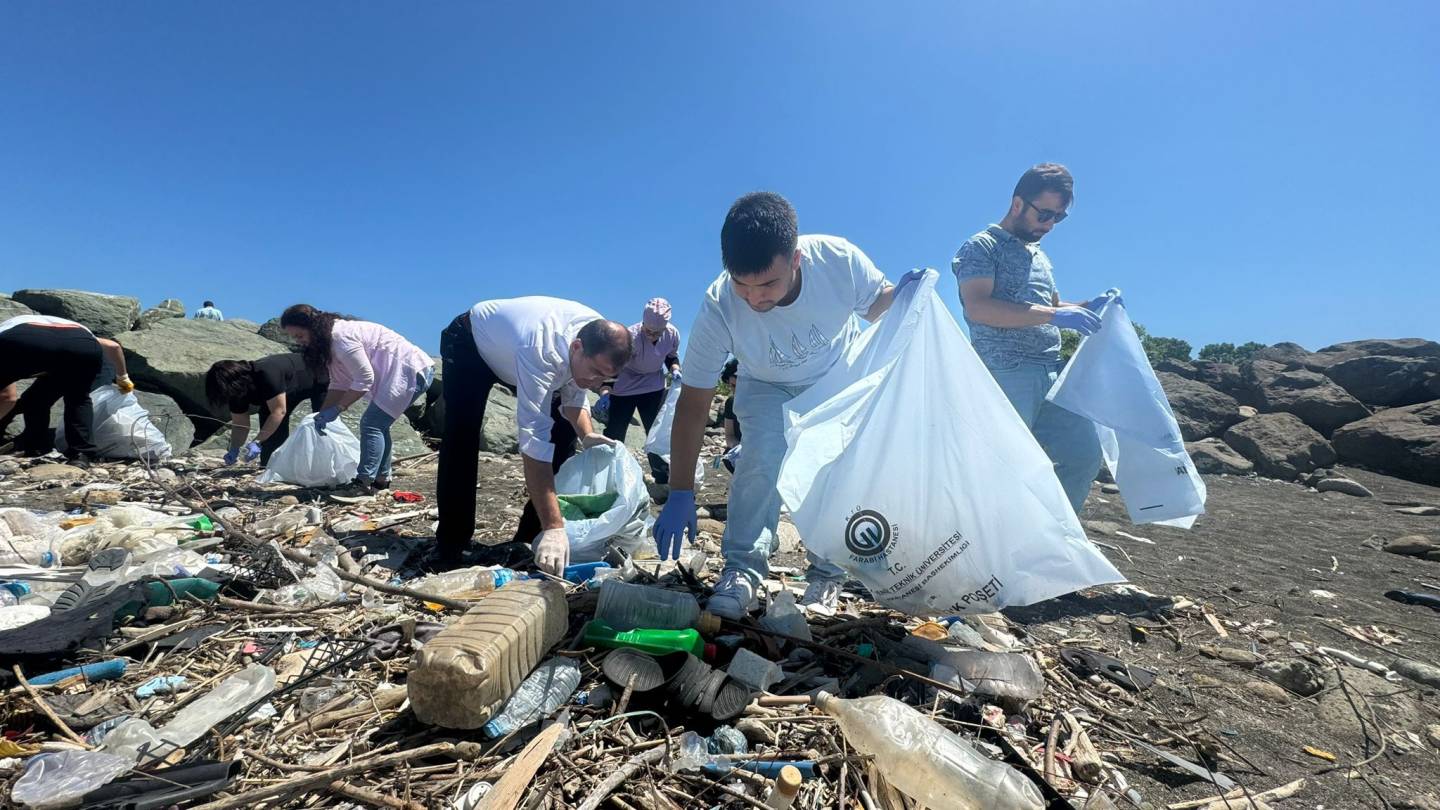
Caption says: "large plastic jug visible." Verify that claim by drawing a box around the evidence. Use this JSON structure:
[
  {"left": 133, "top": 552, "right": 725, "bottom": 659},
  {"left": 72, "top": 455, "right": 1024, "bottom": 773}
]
[{"left": 407, "top": 578, "right": 569, "bottom": 729}]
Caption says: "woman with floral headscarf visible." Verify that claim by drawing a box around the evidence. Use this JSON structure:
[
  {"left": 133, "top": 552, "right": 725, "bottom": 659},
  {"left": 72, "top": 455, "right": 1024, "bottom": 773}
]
[{"left": 596, "top": 298, "right": 681, "bottom": 484}]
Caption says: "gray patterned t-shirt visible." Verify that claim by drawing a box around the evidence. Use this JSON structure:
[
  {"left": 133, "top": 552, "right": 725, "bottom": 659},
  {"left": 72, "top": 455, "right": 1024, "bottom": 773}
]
[{"left": 951, "top": 225, "right": 1061, "bottom": 369}]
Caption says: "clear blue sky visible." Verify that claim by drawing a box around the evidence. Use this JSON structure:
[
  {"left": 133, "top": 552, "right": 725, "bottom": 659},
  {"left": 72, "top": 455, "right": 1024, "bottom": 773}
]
[{"left": 3, "top": 2, "right": 1436, "bottom": 356}]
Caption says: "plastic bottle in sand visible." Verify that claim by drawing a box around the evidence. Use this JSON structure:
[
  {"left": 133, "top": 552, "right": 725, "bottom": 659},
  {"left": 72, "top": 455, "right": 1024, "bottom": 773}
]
[
  {"left": 482, "top": 657, "right": 582, "bottom": 738},
  {"left": 408, "top": 578, "right": 569, "bottom": 729},
  {"left": 595, "top": 580, "right": 720, "bottom": 634},
  {"left": 815, "top": 692, "right": 1043, "bottom": 810}
]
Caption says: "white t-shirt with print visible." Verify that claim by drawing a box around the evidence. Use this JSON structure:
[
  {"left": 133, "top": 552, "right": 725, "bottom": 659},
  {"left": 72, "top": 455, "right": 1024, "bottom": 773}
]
[{"left": 684, "top": 235, "right": 888, "bottom": 388}]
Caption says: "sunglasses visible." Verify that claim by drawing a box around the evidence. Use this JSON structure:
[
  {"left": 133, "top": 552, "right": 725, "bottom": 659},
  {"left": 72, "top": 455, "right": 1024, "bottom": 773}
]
[{"left": 1023, "top": 199, "right": 1068, "bottom": 224}]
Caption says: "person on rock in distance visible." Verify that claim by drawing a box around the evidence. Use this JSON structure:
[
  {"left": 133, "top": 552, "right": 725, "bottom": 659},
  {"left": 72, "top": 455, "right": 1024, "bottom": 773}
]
[
  {"left": 280, "top": 304, "right": 434, "bottom": 493},
  {"left": 205, "top": 354, "right": 331, "bottom": 467},
  {"left": 433, "top": 297, "right": 633, "bottom": 576},
  {"left": 952, "top": 163, "right": 1119, "bottom": 514},
  {"left": 652, "top": 192, "right": 922, "bottom": 619},
  {"left": 193, "top": 300, "right": 225, "bottom": 321},
  {"left": 0, "top": 314, "right": 136, "bottom": 462},
  {"left": 594, "top": 297, "right": 682, "bottom": 486}
]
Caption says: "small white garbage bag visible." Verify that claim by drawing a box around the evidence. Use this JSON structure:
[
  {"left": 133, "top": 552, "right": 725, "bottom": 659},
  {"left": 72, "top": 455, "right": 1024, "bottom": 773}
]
[
  {"left": 553, "top": 444, "right": 651, "bottom": 561},
  {"left": 777, "top": 270, "right": 1124, "bottom": 616},
  {"left": 257, "top": 415, "right": 361, "bottom": 487},
  {"left": 644, "top": 384, "right": 705, "bottom": 488},
  {"left": 55, "top": 385, "right": 171, "bottom": 460},
  {"left": 1047, "top": 299, "right": 1206, "bottom": 527}
]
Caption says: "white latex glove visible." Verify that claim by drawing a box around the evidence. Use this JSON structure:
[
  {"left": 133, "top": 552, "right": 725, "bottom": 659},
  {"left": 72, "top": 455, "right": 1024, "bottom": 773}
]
[
  {"left": 581, "top": 432, "right": 618, "bottom": 449},
  {"left": 533, "top": 527, "right": 570, "bottom": 577}
]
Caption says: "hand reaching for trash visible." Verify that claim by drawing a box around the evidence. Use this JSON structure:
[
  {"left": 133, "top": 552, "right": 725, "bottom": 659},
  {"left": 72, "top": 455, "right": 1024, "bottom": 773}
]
[
  {"left": 314, "top": 406, "right": 341, "bottom": 434},
  {"left": 533, "top": 527, "right": 570, "bottom": 576},
  {"left": 652, "top": 489, "right": 696, "bottom": 560},
  {"left": 242, "top": 441, "right": 262, "bottom": 462}
]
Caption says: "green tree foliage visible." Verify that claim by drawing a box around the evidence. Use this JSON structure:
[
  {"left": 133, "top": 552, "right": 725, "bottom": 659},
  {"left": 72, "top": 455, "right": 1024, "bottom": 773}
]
[
  {"left": 1197, "top": 341, "right": 1267, "bottom": 365},
  {"left": 1059, "top": 321, "right": 1191, "bottom": 365}
]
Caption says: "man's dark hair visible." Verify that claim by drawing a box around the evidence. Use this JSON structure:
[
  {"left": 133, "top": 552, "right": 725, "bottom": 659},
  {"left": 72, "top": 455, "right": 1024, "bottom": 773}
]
[
  {"left": 203, "top": 300, "right": 215, "bottom": 308},
  {"left": 577, "top": 319, "right": 633, "bottom": 369},
  {"left": 205, "top": 360, "right": 255, "bottom": 412},
  {"left": 721, "top": 192, "right": 798, "bottom": 276},
  {"left": 721, "top": 358, "right": 739, "bottom": 384},
  {"left": 1013, "top": 163, "right": 1074, "bottom": 206}
]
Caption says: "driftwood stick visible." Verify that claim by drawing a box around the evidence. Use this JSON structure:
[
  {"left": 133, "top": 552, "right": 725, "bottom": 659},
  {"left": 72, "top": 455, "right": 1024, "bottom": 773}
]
[
  {"left": 12, "top": 665, "right": 92, "bottom": 749},
  {"left": 575, "top": 747, "right": 667, "bottom": 810},
  {"left": 193, "top": 741, "right": 474, "bottom": 809}
]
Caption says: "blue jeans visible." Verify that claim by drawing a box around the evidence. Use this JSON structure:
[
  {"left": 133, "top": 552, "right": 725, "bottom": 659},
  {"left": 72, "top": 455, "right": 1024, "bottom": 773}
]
[
  {"left": 357, "top": 368, "right": 433, "bottom": 483},
  {"left": 988, "top": 361, "right": 1102, "bottom": 514},
  {"left": 723, "top": 377, "right": 848, "bottom": 587}
]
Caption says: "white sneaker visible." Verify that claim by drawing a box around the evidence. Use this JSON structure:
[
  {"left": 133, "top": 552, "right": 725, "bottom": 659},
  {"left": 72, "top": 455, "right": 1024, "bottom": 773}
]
[
  {"left": 800, "top": 578, "right": 843, "bottom": 614},
  {"left": 707, "top": 570, "right": 759, "bottom": 620}
]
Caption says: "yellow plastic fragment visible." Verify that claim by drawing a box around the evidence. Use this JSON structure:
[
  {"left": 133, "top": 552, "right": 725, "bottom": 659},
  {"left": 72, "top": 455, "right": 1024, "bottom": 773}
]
[{"left": 1302, "top": 745, "right": 1336, "bottom": 762}]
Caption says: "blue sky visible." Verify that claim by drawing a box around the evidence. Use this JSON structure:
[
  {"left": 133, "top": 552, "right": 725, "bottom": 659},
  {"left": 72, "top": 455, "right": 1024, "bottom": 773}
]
[{"left": 2, "top": 2, "right": 1436, "bottom": 356}]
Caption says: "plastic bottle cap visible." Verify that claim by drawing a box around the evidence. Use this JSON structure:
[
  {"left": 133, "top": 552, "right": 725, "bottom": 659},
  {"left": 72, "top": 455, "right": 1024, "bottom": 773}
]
[
  {"left": 703, "top": 643, "right": 717, "bottom": 662},
  {"left": 776, "top": 764, "right": 803, "bottom": 794},
  {"left": 696, "top": 610, "right": 721, "bottom": 635}
]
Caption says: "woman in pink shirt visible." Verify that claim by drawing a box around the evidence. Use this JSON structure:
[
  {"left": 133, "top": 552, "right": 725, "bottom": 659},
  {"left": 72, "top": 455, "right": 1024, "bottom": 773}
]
[
  {"left": 281, "top": 304, "right": 434, "bottom": 492},
  {"left": 596, "top": 298, "right": 681, "bottom": 484}
]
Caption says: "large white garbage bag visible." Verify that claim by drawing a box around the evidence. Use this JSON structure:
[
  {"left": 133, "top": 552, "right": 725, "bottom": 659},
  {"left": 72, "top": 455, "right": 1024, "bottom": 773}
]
[
  {"left": 257, "top": 415, "right": 361, "bottom": 487},
  {"left": 644, "top": 384, "right": 705, "bottom": 488},
  {"left": 777, "top": 270, "right": 1123, "bottom": 616},
  {"left": 55, "top": 385, "right": 171, "bottom": 460},
  {"left": 553, "top": 444, "right": 651, "bottom": 561},
  {"left": 1047, "top": 299, "right": 1206, "bottom": 527}
]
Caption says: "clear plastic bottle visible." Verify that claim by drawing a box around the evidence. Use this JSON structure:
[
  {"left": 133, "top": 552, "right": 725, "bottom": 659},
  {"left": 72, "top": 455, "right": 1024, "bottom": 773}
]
[
  {"left": 596, "top": 580, "right": 720, "bottom": 634},
  {"left": 815, "top": 692, "right": 1043, "bottom": 810},
  {"left": 413, "top": 566, "right": 516, "bottom": 599},
  {"left": 0, "top": 542, "right": 59, "bottom": 567},
  {"left": 481, "top": 657, "right": 581, "bottom": 738},
  {"left": 408, "top": 578, "right": 570, "bottom": 729}
]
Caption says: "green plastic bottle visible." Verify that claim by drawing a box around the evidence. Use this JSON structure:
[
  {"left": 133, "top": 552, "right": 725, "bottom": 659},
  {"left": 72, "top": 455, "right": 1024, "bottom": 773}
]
[{"left": 582, "top": 620, "right": 713, "bottom": 659}]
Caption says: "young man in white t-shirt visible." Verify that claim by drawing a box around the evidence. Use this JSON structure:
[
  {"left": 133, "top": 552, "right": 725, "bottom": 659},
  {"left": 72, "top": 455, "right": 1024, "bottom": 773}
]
[{"left": 653, "top": 192, "right": 921, "bottom": 618}]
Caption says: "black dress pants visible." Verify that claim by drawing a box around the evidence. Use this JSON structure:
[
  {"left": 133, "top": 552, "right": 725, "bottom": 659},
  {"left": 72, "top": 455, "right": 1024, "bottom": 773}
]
[
  {"left": 0, "top": 325, "right": 103, "bottom": 457},
  {"left": 602, "top": 387, "right": 670, "bottom": 484},
  {"left": 435, "top": 312, "right": 577, "bottom": 559}
]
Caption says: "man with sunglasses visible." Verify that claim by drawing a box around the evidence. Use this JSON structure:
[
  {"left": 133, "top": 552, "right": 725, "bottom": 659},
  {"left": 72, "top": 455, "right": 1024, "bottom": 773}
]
[{"left": 953, "top": 163, "right": 1116, "bottom": 514}]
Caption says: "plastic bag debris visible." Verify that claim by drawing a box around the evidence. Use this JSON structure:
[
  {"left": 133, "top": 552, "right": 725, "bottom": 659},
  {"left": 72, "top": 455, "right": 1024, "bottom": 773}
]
[
  {"left": 257, "top": 414, "right": 361, "bottom": 487},
  {"left": 553, "top": 444, "right": 651, "bottom": 561}
]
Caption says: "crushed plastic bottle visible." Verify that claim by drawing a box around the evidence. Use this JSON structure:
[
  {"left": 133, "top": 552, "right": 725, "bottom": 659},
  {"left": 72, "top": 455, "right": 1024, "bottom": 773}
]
[
  {"left": 815, "top": 692, "right": 1043, "bottom": 810},
  {"left": 103, "top": 664, "right": 278, "bottom": 761},
  {"left": 670, "top": 730, "right": 717, "bottom": 772},
  {"left": 412, "top": 566, "right": 516, "bottom": 600},
  {"left": 408, "top": 578, "right": 569, "bottom": 729},
  {"left": 11, "top": 750, "right": 134, "bottom": 809},
  {"left": 482, "top": 657, "right": 582, "bottom": 738},
  {"left": 595, "top": 580, "right": 720, "bottom": 634}
]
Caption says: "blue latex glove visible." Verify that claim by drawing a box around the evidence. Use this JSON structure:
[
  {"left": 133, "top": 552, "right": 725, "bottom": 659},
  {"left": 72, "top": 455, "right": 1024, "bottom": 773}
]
[
  {"left": 314, "top": 406, "right": 341, "bottom": 433},
  {"left": 222, "top": 448, "right": 239, "bottom": 466},
  {"left": 242, "top": 440, "right": 262, "bottom": 462},
  {"left": 596, "top": 393, "right": 611, "bottom": 412},
  {"left": 652, "top": 489, "right": 697, "bottom": 561},
  {"left": 895, "top": 268, "right": 927, "bottom": 290},
  {"left": 1050, "top": 307, "right": 1102, "bottom": 336},
  {"left": 1083, "top": 288, "right": 1124, "bottom": 312},
  {"left": 670, "top": 369, "right": 682, "bottom": 384}
]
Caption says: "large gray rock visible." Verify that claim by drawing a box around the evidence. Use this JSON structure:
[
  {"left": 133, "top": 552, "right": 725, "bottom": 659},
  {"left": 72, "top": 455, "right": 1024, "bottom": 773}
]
[
  {"left": 1157, "top": 372, "right": 1241, "bottom": 440},
  {"left": 1312, "top": 338, "right": 1440, "bottom": 367},
  {"left": 1242, "top": 362, "right": 1370, "bottom": 435},
  {"left": 1155, "top": 358, "right": 1198, "bottom": 380},
  {"left": 1192, "top": 360, "right": 1246, "bottom": 400},
  {"left": 11, "top": 289, "right": 140, "bottom": 338},
  {"left": 137, "top": 298, "right": 187, "bottom": 329},
  {"left": 1321, "top": 354, "right": 1440, "bottom": 407},
  {"left": 1223, "top": 413, "right": 1337, "bottom": 480},
  {"left": 258, "top": 318, "right": 300, "bottom": 349},
  {"left": 116, "top": 319, "right": 291, "bottom": 439},
  {"left": 1186, "top": 438, "right": 1254, "bottom": 475},
  {"left": 1331, "top": 401, "right": 1440, "bottom": 486},
  {"left": 0, "top": 294, "right": 36, "bottom": 321},
  {"left": 1252, "top": 342, "right": 1316, "bottom": 368},
  {"left": 6, "top": 380, "right": 194, "bottom": 454}
]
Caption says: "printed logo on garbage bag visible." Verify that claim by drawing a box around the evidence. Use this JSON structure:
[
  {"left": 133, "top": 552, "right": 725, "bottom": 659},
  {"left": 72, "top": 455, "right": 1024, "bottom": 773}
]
[{"left": 843, "top": 509, "right": 896, "bottom": 560}]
